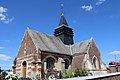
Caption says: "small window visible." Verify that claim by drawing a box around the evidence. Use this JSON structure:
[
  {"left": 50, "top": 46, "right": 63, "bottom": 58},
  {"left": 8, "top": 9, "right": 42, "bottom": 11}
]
[
  {"left": 46, "top": 57, "right": 55, "bottom": 69},
  {"left": 64, "top": 59, "right": 70, "bottom": 69}
]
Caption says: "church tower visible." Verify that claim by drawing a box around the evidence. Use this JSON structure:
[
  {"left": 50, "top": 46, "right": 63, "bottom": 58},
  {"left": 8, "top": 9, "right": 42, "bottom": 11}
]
[{"left": 54, "top": 13, "right": 74, "bottom": 45}]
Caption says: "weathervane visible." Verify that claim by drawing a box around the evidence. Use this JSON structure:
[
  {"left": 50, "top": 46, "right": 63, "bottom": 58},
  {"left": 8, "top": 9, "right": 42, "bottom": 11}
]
[{"left": 61, "top": 3, "right": 64, "bottom": 14}]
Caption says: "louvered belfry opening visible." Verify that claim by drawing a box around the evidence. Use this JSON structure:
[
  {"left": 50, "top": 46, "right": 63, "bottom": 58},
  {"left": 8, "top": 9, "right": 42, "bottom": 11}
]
[{"left": 54, "top": 14, "right": 74, "bottom": 45}]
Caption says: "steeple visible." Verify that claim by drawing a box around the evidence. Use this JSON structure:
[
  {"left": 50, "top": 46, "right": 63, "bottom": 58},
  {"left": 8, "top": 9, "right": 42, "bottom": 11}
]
[
  {"left": 54, "top": 5, "right": 74, "bottom": 45},
  {"left": 58, "top": 13, "right": 68, "bottom": 27}
]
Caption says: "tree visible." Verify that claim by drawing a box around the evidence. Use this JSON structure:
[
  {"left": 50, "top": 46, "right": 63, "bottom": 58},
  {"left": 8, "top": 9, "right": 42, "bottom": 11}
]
[{"left": 2, "top": 71, "right": 8, "bottom": 78}]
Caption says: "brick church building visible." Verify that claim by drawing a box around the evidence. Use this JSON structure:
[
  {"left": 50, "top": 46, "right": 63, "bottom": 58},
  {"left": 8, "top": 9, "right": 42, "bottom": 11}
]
[{"left": 13, "top": 13, "right": 107, "bottom": 78}]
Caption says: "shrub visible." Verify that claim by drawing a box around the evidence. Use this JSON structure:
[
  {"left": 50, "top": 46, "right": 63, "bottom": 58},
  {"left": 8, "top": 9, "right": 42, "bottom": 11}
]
[
  {"left": 79, "top": 68, "right": 89, "bottom": 76},
  {"left": 62, "top": 68, "right": 89, "bottom": 78},
  {"left": 74, "top": 68, "right": 80, "bottom": 77},
  {"left": 62, "top": 69, "right": 74, "bottom": 78}
]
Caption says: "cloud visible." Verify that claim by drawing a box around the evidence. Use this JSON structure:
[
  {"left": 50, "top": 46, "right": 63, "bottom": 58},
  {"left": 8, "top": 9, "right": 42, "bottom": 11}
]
[
  {"left": 1, "top": 64, "right": 12, "bottom": 67},
  {"left": 0, "top": 64, "right": 13, "bottom": 67},
  {"left": 96, "top": 0, "right": 106, "bottom": 6},
  {"left": 81, "top": 0, "right": 106, "bottom": 12},
  {"left": 0, "top": 7, "right": 7, "bottom": 13},
  {"left": 0, "top": 6, "right": 13, "bottom": 24},
  {"left": 81, "top": 5, "right": 93, "bottom": 11},
  {"left": 0, "top": 47, "right": 5, "bottom": 49},
  {"left": 108, "top": 51, "right": 120, "bottom": 55},
  {"left": 0, "top": 54, "right": 11, "bottom": 61},
  {"left": 4, "top": 17, "right": 14, "bottom": 24}
]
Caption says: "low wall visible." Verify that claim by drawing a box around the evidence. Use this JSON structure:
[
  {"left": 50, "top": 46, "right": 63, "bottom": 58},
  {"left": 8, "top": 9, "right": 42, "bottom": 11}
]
[
  {"left": 59, "top": 72, "right": 120, "bottom": 80},
  {"left": 90, "top": 70, "right": 108, "bottom": 76}
]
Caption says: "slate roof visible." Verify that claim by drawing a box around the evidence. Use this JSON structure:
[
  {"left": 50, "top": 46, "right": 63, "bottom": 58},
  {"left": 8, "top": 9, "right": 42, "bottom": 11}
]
[
  {"left": 27, "top": 28, "right": 91, "bottom": 56},
  {"left": 71, "top": 40, "right": 90, "bottom": 55},
  {"left": 58, "top": 13, "right": 69, "bottom": 27}
]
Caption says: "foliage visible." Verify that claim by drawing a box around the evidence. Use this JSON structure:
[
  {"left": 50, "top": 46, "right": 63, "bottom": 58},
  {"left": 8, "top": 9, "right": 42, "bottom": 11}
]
[
  {"left": 62, "top": 68, "right": 89, "bottom": 78},
  {"left": 74, "top": 68, "right": 89, "bottom": 77},
  {"left": 48, "top": 74, "right": 56, "bottom": 80},
  {"left": 5, "top": 74, "right": 18, "bottom": 80},
  {"left": 2, "top": 71, "right": 8, "bottom": 78},
  {"left": 62, "top": 69, "right": 74, "bottom": 78},
  {"left": 0, "top": 71, "right": 8, "bottom": 80},
  {"left": 36, "top": 74, "right": 41, "bottom": 80},
  {"left": 74, "top": 68, "right": 80, "bottom": 77}
]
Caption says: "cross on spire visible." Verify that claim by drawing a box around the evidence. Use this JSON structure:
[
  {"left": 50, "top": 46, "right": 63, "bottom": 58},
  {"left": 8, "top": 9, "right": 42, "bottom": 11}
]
[
  {"left": 54, "top": 4, "right": 74, "bottom": 45},
  {"left": 61, "top": 4, "right": 64, "bottom": 14},
  {"left": 58, "top": 3, "right": 68, "bottom": 26}
]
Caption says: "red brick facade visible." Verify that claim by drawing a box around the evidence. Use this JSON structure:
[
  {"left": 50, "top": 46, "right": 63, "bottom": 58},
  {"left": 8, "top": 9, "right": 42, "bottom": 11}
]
[
  {"left": 17, "top": 30, "right": 37, "bottom": 58},
  {"left": 13, "top": 29, "right": 107, "bottom": 78},
  {"left": 14, "top": 30, "right": 39, "bottom": 77},
  {"left": 72, "top": 39, "right": 102, "bottom": 70}
]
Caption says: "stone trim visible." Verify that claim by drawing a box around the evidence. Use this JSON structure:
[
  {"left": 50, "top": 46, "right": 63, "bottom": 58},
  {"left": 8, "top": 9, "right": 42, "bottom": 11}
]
[
  {"left": 42, "top": 55, "right": 57, "bottom": 62},
  {"left": 17, "top": 53, "right": 35, "bottom": 60},
  {"left": 92, "top": 55, "right": 99, "bottom": 69}
]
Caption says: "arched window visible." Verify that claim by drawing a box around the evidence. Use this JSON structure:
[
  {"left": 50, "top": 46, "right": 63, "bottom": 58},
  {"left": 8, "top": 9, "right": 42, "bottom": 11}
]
[
  {"left": 22, "top": 61, "right": 27, "bottom": 78},
  {"left": 93, "top": 57, "right": 97, "bottom": 68},
  {"left": 64, "top": 59, "right": 70, "bottom": 69},
  {"left": 46, "top": 57, "right": 55, "bottom": 69}
]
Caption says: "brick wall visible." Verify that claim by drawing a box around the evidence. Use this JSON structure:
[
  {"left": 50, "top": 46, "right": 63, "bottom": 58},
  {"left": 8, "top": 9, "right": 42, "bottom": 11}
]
[
  {"left": 88, "top": 39, "right": 101, "bottom": 63},
  {"left": 109, "top": 62, "right": 120, "bottom": 73},
  {"left": 88, "top": 39, "right": 102, "bottom": 70},
  {"left": 17, "top": 30, "right": 36, "bottom": 58},
  {"left": 71, "top": 54, "right": 84, "bottom": 69},
  {"left": 109, "top": 65, "right": 117, "bottom": 73},
  {"left": 14, "top": 29, "right": 38, "bottom": 77}
]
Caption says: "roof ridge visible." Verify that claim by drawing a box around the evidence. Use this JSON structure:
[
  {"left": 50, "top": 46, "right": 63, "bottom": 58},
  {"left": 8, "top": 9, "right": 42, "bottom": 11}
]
[
  {"left": 28, "top": 28, "right": 55, "bottom": 37},
  {"left": 27, "top": 28, "right": 39, "bottom": 51},
  {"left": 73, "top": 39, "right": 90, "bottom": 45}
]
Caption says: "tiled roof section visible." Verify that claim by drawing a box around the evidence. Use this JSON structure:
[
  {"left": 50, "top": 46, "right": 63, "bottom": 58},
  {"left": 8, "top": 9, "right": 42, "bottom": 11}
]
[
  {"left": 28, "top": 29, "right": 71, "bottom": 55},
  {"left": 27, "top": 28, "right": 91, "bottom": 56},
  {"left": 71, "top": 40, "right": 90, "bottom": 55}
]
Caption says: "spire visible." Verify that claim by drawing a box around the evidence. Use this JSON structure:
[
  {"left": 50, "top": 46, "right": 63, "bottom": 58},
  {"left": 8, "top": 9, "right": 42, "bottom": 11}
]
[
  {"left": 58, "top": 3, "right": 69, "bottom": 27},
  {"left": 58, "top": 14, "right": 68, "bottom": 26},
  {"left": 54, "top": 4, "right": 74, "bottom": 45}
]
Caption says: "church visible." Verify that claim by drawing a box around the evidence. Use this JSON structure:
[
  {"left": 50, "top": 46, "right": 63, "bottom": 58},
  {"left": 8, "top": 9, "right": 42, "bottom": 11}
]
[{"left": 13, "top": 13, "right": 107, "bottom": 78}]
